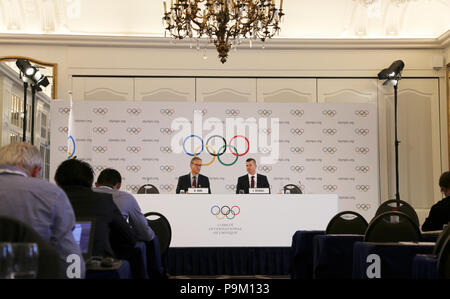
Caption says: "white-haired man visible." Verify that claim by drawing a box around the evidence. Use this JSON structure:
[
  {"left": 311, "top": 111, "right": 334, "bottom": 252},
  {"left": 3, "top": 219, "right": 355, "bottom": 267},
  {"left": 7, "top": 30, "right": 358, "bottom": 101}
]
[{"left": 0, "top": 142, "right": 85, "bottom": 278}]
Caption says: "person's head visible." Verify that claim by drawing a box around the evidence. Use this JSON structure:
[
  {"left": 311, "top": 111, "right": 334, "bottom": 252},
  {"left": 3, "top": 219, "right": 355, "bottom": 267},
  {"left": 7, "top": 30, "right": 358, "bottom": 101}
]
[
  {"left": 95, "top": 168, "right": 122, "bottom": 190},
  {"left": 439, "top": 171, "right": 450, "bottom": 197},
  {"left": 190, "top": 157, "right": 202, "bottom": 176},
  {"left": 0, "top": 142, "right": 42, "bottom": 177},
  {"left": 54, "top": 159, "right": 94, "bottom": 188},
  {"left": 246, "top": 158, "right": 257, "bottom": 176}
]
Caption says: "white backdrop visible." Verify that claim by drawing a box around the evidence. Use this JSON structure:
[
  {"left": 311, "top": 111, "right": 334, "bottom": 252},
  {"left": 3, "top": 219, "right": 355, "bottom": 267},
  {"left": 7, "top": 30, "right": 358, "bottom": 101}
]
[{"left": 50, "top": 100, "right": 379, "bottom": 220}]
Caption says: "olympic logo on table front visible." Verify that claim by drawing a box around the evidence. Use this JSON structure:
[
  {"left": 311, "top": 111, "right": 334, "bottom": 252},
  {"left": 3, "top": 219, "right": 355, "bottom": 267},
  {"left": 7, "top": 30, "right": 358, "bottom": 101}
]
[
  {"left": 211, "top": 205, "right": 240, "bottom": 220},
  {"left": 182, "top": 134, "right": 250, "bottom": 167}
]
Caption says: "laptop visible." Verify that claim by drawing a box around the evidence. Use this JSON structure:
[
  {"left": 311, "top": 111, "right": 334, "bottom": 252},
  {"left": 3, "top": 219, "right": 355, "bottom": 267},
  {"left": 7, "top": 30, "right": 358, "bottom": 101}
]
[{"left": 72, "top": 219, "right": 95, "bottom": 260}]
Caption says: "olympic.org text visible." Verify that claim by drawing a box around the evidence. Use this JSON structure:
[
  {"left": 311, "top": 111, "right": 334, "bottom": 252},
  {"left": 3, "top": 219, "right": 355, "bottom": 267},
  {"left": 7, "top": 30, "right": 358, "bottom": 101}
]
[{"left": 170, "top": 112, "right": 280, "bottom": 164}]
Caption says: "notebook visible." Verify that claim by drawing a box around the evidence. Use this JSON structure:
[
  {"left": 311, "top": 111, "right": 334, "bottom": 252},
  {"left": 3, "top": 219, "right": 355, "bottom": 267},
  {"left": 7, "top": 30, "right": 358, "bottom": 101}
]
[{"left": 72, "top": 219, "right": 95, "bottom": 260}]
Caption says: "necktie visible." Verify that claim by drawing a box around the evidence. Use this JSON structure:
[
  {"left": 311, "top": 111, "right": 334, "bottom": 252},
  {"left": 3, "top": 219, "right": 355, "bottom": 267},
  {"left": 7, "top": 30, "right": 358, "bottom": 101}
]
[
  {"left": 251, "top": 176, "right": 255, "bottom": 188},
  {"left": 192, "top": 176, "right": 197, "bottom": 188}
]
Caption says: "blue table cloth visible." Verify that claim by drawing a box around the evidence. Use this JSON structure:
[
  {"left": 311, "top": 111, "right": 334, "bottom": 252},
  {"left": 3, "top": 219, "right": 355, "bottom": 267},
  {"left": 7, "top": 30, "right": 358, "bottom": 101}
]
[
  {"left": 412, "top": 254, "right": 438, "bottom": 279},
  {"left": 290, "top": 230, "right": 325, "bottom": 279},
  {"left": 86, "top": 260, "right": 132, "bottom": 279},
  {"left": 352, "top": 242, "right": 435, "bottom": 279},
  {"left": 313, "top": 234, "right": 364, "bottom": 279},
  {"left": 167, "top": 247, "right": 291, "bottom": 276}
]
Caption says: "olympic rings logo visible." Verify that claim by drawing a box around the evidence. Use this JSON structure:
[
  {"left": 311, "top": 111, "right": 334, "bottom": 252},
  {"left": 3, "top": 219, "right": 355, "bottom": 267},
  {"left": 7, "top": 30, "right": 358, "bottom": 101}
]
[
  {"left": 322, "top": 165, "right": 337, "bottom": 173},
  {"left": 126, "top": 165, "right": 141, "bottom": 173},
  {"left": 182, "top": 135, "right": 249, "bottom": 167},
  {"left": 355, "top": 166, "right": 370, "bottom": 173},
  {"left": 322, "top": 128, "right": 337, "bottom": 136},
  {"left": 258, "top": 109, "right": 272, "bottom": 117},
  {"left": 322, "top": 110, "right": 337, "bottom": 117},
  {"left": 225, "top": 185, "right": 236, "bottom": 191},
  {"left": 160, "top": 165, "right": 175, "bottom": 173},
  {"left": 160, "top": 109, "right": 175, "bottom": 117},
  {"left": 211, "top": 205, "right": 240, "bottom": 220},
  {"left": 92, "top": 108, "right": 109, "bottom": 116},
  {"left": 290, "top": 147, "right": 304, "bottom": 154},
  {"left": 160, "top": 146, "right": 174, "bottom": 153},
  {"left": 259, "top": 128, "right": 271, "bottom": 135},
  {"left": 356, "top": 185, "right": 370, "bottom": 192},
  {"left": 159, "top": 184, "right": 174, "bottom": 192},
  {"left": 355, "top": 110, "right": 369, "bottom": 117},
  {"left": 258, "top": 147, "right": 272, "bottom": 154},
  {"left": 355, "top": 147, "right": 370, "bottom": 154},
  {"left": 92, "top": 146, "right": 108, "bottom": 153},
  {"left": 126, "top": 185, "right": 140, "bottom": 193},
  {"left": 193, "top": 109, "right": 207, "bottom": 116},
  {"left": 290, "top": 165, "right": 305, "bottom": 173},
  {"left": 290, "top": 109, "right": 304, "bottom": 117},
  {"left": 58, "top": 146, "right": 68, "bottom": 152},
  {"left": 93, "top": 165, "right": 107, "bottom": 173},
  {"left": 58, "top": 127, "right": 68, "bottom": 134},
  {"left": 58, "top": 107, "right": 70, "bottom": 115},
  {"left": 127, "top": 127, "right": 142, "bottom": 135},
  {"left": 127, "top": 108, "right": 142, "bottom": 116},
  {"left": 258, "top": 165, "right": 272, "bottom": 173},
  {"left": 290, "top": 128, "right": 304, "bottom": 136},
  {"left": 160, "top": 128, "right": 174, "bottom": 135},
  {"left": 93, "top": 127, "right": 108, "bottom": 134},
  {"left": 323, "top": 185, "right": 338, "bottom": 192},
  {"left": 127, "top": 146, "right": 142, "bottom": 153},
  {"left": 355, "top": 128, "right": 370, "bottom": 136},
  {"left": 323, "top": 147, "right": 337, "bottom": 154},
  {"left": 225, "top": 109, "right": 240, "bottom": 117},
  {"left": 356, "top": 203, "right": 371, "bottom": 211}
]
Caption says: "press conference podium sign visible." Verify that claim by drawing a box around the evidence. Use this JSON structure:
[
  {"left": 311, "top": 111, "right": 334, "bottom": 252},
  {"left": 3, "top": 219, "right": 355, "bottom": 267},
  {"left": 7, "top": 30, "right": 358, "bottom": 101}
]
[
  {"left": 249, "top": 188, "right": 270, "bottom": 194},
  {"left": 188, "top": 188, "right": 209, "bottom": 194}
]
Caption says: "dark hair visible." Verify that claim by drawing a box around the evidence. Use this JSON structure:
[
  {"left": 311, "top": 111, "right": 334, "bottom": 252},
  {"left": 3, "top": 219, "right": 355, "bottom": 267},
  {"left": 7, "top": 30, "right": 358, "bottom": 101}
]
[
  {"left": 246, "top": 158, "right": 256, "bottom": 164},
  {"left": 439, "top": 171, "right": 450, "bottom": 189},
  {"left": 97, "top": 168, "right": 122, "bottom": 188},
  {"left": 54, "top": 159, "right": 94, "bottom": 188}
]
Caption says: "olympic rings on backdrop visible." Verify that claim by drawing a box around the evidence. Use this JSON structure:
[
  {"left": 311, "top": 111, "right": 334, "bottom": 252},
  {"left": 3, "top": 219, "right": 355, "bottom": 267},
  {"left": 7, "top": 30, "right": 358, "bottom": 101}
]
[
  {"left": 183, "top": 135, "right": 204, "bottom": 157},
  {"left": 228, "top": 135, "right": 250, "bottom": 157},
  {"left": 217, "top": 144, "right": 239, "bottom": 166},
  {"left": 206, "top": 135, "right": 227, "bottom": 157},
  {"left": 194, "top": 145, "right": 216, "bottom": 166}
]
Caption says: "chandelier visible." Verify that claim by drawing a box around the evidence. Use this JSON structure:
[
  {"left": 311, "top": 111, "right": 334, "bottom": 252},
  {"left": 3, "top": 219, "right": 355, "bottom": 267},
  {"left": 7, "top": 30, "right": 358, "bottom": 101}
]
[{"left": 163, "top": 0, "right": 285, "bottom": 63}]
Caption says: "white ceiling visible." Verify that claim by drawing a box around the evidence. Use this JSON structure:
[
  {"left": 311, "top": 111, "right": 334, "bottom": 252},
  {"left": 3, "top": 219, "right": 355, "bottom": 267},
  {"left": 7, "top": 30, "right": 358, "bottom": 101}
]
[{"left": 0, "top": 0, "right": 449, "bottom": 39}]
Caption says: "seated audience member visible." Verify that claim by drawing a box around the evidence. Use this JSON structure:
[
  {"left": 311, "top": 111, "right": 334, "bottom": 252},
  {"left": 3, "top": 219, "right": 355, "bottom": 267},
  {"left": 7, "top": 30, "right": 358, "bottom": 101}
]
[
  {"left": 93, "top": 168, "right": 155, "bottom": 242},
  {"left": 0, "top": 142, "right": 85, "bottom": 278},
  {"left": 422, "top": 171, "right": 450, "bottom": 231},
  {"left": 54, "top": 159, "right": 136, "bottom": 260}
]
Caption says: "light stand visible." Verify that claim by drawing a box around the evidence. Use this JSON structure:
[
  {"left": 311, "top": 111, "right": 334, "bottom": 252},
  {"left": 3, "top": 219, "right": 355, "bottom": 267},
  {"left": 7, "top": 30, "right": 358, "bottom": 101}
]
[
  {"left": 378, "top": 60, "right": 405, "bottom": 207},
  {"left": 22, "top": 82, "right": 28, "bottom": 142}
]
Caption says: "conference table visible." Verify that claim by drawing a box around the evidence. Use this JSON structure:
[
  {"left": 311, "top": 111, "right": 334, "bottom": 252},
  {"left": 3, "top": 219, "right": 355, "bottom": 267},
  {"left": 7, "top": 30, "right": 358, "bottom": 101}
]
[{"left": 136, "top": 194, "right": 338, "bottom": 276}]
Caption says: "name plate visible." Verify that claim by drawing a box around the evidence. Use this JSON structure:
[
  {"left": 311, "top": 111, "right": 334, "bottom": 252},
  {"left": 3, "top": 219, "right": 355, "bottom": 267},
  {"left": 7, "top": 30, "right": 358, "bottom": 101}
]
[
  {"left": 249, "top": 188, "right": 270, "bottom": 194},
  {"left": 188, "top": 188, "right": 209, "bottom": 194}
]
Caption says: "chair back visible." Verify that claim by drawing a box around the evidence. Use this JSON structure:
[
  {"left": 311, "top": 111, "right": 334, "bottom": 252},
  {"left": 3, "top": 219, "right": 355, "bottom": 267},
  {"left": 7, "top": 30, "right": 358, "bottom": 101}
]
[
  {"left": 437, "top": 234, "right": 450, "bottom": 279},
  {"left": 144, "top": 212, "right": 171, "bottom": 257},
  {"left": 326, "top": 211, "right": 368, "bottom": 235},
  {"left": 375, "top": 199, "right": 419, "bottom": 227},
  {"left": 138, "top": 184, "right": 159, "bottom": 194},
  {"left": 364, "top": 211, "right": 421, "bottom": 243},
  {"left": 283, "top": 184, "right": 302, "bottom": 194},
  {"left": 433, "top": 224, "right": 450, "bottom": 255},
  {"left": 0, "top": 216, "right": 62, "bottom": 279}
]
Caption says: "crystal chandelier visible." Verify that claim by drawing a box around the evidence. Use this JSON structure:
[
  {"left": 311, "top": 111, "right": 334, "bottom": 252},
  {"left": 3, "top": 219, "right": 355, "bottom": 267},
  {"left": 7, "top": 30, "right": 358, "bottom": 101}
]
[{"left": 163, "top": 0, "right": 285, "bottom": 64}]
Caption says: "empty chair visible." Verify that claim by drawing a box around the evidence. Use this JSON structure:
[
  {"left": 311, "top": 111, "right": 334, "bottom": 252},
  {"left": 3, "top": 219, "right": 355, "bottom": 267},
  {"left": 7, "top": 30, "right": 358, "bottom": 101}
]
[
  {"left": 0, "top": 216, "right": 62, "bottom": 279},
  {"left": 364, "top": 211, "right": 421, "bottom": 243},
  {"left": 144, "top": 212, "right": 171, "bottom": 276},
  {"left": 437, "top": 235, "right": 450, "bottom": 278},
  {"left": 283, "top": 184, "right": 302, "bottom": 194},
  {"left": 138, "top": 184, "right": 159, "bottom": 194},
  {"left": 375, "top": 199, "right": 419, "bottom": 227},
  {"left": 326, "top": 211, "right": 368, "bottom": 235}
]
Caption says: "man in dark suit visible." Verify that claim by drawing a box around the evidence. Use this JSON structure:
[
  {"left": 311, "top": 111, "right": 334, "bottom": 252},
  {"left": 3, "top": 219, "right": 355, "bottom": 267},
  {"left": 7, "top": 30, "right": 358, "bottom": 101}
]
[
  {"left": 176, "top": 157, "right": 211, "bottom": 194},
  {"left": 236, "top": 158, "right": 270, "bottom": 194},
  {"left": 422, "top": 171, "right": 450, "bottom": 231},
  {"left": 54, "top": 159, "right": 136, "bottom": 260}
]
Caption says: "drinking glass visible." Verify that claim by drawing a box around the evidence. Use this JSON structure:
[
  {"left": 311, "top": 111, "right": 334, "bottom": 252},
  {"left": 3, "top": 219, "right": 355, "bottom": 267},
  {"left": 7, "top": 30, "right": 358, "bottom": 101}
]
[
  {"left": 0, "top": 243, "right": 14, "bottom": 279},
  {"left": 11, "top": 243, "right": 39, "bottom": 279},
  {"left": 239, "top": 190, "right": 244, "bottom": 194},
  {"left": 180, "top": 190, "right": 185, "bottom": 194},
  {"left": 285, "top": 189, "right": 291, "bottom": 194}
]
